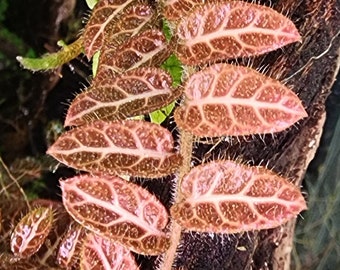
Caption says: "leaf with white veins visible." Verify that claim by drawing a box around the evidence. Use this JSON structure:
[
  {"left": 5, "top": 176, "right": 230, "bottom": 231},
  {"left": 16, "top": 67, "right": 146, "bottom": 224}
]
[
  {"left": 61, "top": 174, "right": 170, "bottom": 255},
  {"left": 83, "top": 0, "right": 136, "bottom": 58},
  {"left": 174, "top": 63, "right": 307, "bottom": 137},
  {"left": 171, "top": 160, "right": 307, "bottom": 233},
  {"left": 175, "top": 1, "right": 301, "bottom": 65},
  {"left": 47, "top": 120, "right": 182, "bottom": 178},
  {"left": 66, "top": 67, "right": 182, "bottom": 127}
]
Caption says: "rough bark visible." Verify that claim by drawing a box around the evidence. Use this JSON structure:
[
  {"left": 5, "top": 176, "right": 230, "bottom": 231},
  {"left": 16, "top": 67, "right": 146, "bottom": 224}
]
[{"left": 141, "top": 0, "right": 340, "bottom": 269}]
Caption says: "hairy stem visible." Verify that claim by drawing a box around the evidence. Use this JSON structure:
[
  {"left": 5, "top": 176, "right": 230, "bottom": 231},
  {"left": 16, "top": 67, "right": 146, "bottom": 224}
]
[
  {"left": 160, "top": 130, "right": 193, "bottom": 270},
  {"left": 16, "top": 37, "right": 83, "bottom": 71}
]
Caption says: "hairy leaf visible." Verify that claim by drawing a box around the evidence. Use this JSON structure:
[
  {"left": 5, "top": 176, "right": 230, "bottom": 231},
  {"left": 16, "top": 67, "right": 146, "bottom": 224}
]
[
  {"left": 80, "top": 232, "right": 139, "bottom": 270},
  {"left": 57, "top": 222, "right": 85, "bottom": 269},
  {"left": 47, "top": 120, "right": 182, "bottom": 178},
  {"left": 10, "top": 207, "right": 54, "bottom": 258},
  {"left": 175, "top": 2, "right": 301, "bottom": 65},
  {"left": 163, "top": 0, "right": 202, "bottom": 21},
  {"left": 174, "top": 63, "right": 307, "bottom": 137},
  {"left": 17, "top": 38, "right": 83, "bottom": 71},
  {"left": 61, "top": 174, "right": 170, "bottom": 255},
  {"left": 171, "top": 160, "right": 307, "bottom": 233},
  {"left": 94, "top": 29, "right": 169, "bottom": 82},
  {"left": 65, "top": 67, "right": 182, "bottom": 126},
  {"left": 83, "top": 0, "right": 136, "bottom": 58}
]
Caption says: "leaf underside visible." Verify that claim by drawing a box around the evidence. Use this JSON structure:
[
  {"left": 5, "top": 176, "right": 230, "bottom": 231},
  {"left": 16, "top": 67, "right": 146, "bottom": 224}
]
[
  {"left": 61, "top": 174, "right": 170, "bottom": 255},
  {"left": 10, "top": 207, "right": 54, "bottom": 258},
  {"left": 171, "top": 160, "right": 307, "bottom": 233},
  {"left": 80, "top": 232, "right": 139, "bottom": 270},
  {"left": 174, "top": 63, "right": 307, "bottom": 137},
  {"left": 47, "top": 120, "right": 182, "bottom": 178},
  {"left": 175, "top": 1, "right": 301, "bottom": 65},
  {"left": 66, "top": 67, "right": 182, "bottom": 127}
]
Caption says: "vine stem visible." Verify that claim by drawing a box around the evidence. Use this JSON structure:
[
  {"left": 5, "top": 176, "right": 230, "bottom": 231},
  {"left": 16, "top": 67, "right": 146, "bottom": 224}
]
[{"left": 160, "top": 130, "right": 193, "bottom": 270}]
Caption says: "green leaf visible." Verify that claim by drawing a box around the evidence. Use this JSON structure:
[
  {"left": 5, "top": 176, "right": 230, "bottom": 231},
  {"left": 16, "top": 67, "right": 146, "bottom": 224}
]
[
  {"left": 161, "top": 54, "right": 183, "bottom": 87},
  {"left": 148, "top": 54, "right": 183, "bottom": 124},
  {"left": 92, "top": 51, "right": 100, "bottom": 77},
  {"left": 17, "top": 38, "right": 83, "bottom": 71},
  {"left": 162, "top": 19, "right": 172, "bottom": 42},
  {"left": 86, "top": 0, "right": 98, "bottom": 9},
  {"left": 149, "top": 102, "right": 175, "bottom": 124}
]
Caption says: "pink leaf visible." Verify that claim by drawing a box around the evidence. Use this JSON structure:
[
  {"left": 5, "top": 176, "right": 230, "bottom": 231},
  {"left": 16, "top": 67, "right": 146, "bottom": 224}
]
[
  {"left": 65, "top": 68, "right": 182, "bottom": 127},
  {"left": 174, "top": 63, "right": 307, "bottom": 137},
  {"left": 10, "top": 207, "right": 54, "bottom": 258},
  {"left": 57, "top": 222, "right": 85, "bottom": 269},
  {"left": 80, "top": 232, "right": 139, "bottom": 270},
  {"left": 94, "top": 30, "right": 170, "bottom": 82},
  {"left": 83, "top": 0, "right": 137, "bottom": 59},
  {"left": 163, "top": 0, "right": 202, "bottom": 21},
  {"left": 171, "top": 160, "right": 307, "bottom": 233},
  {"left": 47, "top": 120, "right": 182, "bottom": 178},
  {"left": 175, "top": 2, "right": 301, "bottom": 65},
  {"left": 61, "top": 174, "right": 170, "bottom": 255}
]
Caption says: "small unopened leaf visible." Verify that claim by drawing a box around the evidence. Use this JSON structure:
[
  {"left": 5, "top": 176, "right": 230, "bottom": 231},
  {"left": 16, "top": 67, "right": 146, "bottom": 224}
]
[
  {"left": 83, "top": 0, "right": 135, "bottom": 58},
  {"left": 175, "top": 2, "right": 301, "bottom": 65},
  {"left": 171, "top": 160, "right": 307, "bottom": 233},
  {"left": 149, "top": 102, "right": 175, "bottom": 124},
  {"left": 57, "top": 222, "right": 85, "bottom": 269},
  {"left": 47, "top": 120, "right": 182, "bottom": 178},
  {"left": 66, "top": 68, "right": 182, "bottom": 126},
  {"left": 174, "top": 63, "right": 307, "bottom": 137},
  {"left": 61, "top": 174, "right": 170, "bottom": 255},
  {"left": 11, "top": 207, "right": 54, "bottom": 258},
  {"left": 161, "top": 54, "right": 183, "bottom": 87},
  {"left": 86, "top": 0, "right": 98, "bottom": 9},
  {"left": 80, "top": 232, "right": 139, "bottom": 270},
  {"left": 94, "top": 29, "right": 169, "bottom": 81}
]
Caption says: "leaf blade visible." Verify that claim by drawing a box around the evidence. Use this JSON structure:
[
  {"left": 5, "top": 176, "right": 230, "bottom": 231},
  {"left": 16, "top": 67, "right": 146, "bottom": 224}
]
[
  {"left": 10, "top": 207, "right": 54, "bottom": 258},
  {"left": 174, "top": 63, "right": 307, "bottom": 137},
  {"left": 65, "top": 67, "right": 182, "bottom": 127},
  {"left": 170, "top": 160, "right": 307, "bottom": 233},
  {"left": 83, "top": 0, "right": 135, "bottom": 59},
  {"left": 47, "top": 120, "right": 182, "bottom": 178},
  {"left": 61, "top": 174, "right": 170, "bottom": 255},
  {"left": 94, "top": 29, "right": 170, "bottom": 82},
  {"left": 175, "top": 2, "right": 301, "bottom": 65},
  {"left": 80, "top": 232, "right": 139, "bottom": 270}
]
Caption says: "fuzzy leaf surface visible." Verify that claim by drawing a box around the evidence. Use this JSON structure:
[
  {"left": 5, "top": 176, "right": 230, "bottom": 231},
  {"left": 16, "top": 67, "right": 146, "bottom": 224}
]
[
  {"left": 163, "top": 0, "right": 202, "bottom": 21},
  {"left": 57, "top": 222, "right": 85, "bottom": 269},
  {"left": 175, "top": 2, "right": 301, "bottom": 65},
  {"left": 94, "top": 29, "right": 169, "bottom": 82},
  {"left": 61, "top": 174, "right": 170, "bottom": 255},
  {"left": 10, "top": 207, "right": 54, "bottom": 258},
  {"left": 171, "top": 160, "right": 307, "bottom": 233},
  {"left": 80, "top": 232, "right": 139, "bottom": 270},
  {"left": 83, "top": 0, "right": 135, "bottom": 58},
  {"left": 65, "top": 68, "right": 182, "bottom": 126},
  {"left": 174, "top": 63, "right": 307, "bottom": 137},
  {"left": 47, "top": 120, "right": 181, "bottom": 178}
]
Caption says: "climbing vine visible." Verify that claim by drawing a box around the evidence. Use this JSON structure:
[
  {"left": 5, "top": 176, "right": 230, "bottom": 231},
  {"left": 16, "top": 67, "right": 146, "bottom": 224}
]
[{"left": 5, "top": 0, "right": 309, "bottom": 269}]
